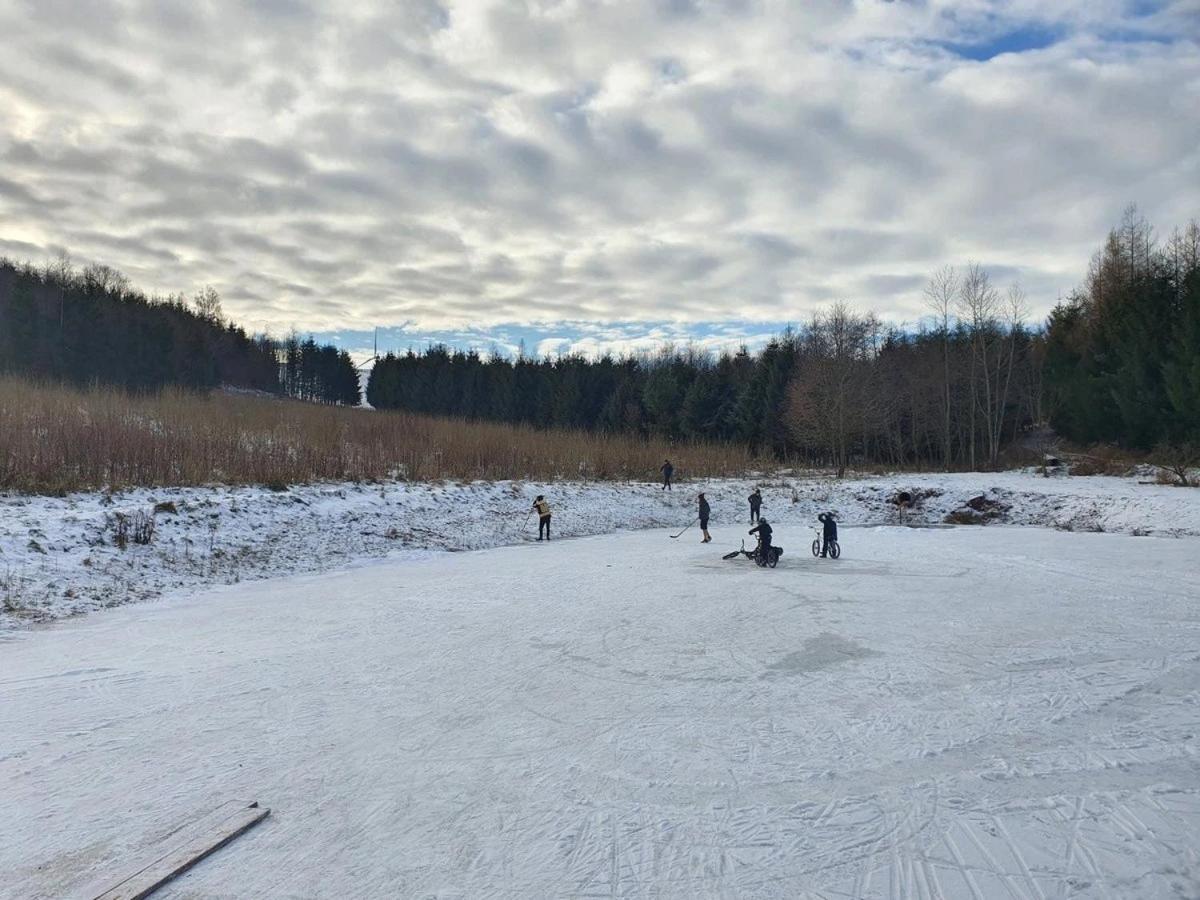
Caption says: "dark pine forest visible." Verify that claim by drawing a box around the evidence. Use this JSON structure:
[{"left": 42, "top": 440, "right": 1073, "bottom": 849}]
[{"left": 0, "top": 258, "right": 360, "bottom": 405}]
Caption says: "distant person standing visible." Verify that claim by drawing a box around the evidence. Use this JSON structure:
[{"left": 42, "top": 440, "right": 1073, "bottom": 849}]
[
  {"left": 533, "top": 495, "right": 552, "bottom": 541},
  {"left": 748, "top": 488, "right": 762, "bottom": 524},
  {"left": 698, "top": 492, "right": 711, "bottom": 543},
  {"left": 660, "top": 459, "right": 674, "bottom": 491}
]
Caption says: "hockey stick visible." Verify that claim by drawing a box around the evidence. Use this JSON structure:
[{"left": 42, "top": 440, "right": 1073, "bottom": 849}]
[
  {"left": 504, "top": 508, "right": 532, "bottom": 538},
  {"left": 669, "top": 518, "right": 698, "bottom": 539}
]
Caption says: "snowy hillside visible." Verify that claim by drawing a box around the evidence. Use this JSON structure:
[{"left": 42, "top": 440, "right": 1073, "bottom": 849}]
[{"left": 3, "top": 471, "right": 1198, "bottom": 626}]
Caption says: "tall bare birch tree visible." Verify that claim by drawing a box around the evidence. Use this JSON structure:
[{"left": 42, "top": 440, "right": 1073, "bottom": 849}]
[{"left": 924, "top": 265, "right": 958, "bottom": 470}]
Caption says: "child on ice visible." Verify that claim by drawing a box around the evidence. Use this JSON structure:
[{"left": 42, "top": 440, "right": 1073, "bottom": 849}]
[{"left": 817, "top": 512, "right": 838, "bottom": 557}]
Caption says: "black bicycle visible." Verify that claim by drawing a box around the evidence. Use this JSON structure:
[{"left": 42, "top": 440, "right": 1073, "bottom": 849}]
[
  {"left": 811, "top": 531, "right": 841, "bottom": 559},
  {"left": 758, "top": 543, "right": 782, "bottom": 568},
  {"left": 725, "top": 539, "right": 782, "bottom": 568}
]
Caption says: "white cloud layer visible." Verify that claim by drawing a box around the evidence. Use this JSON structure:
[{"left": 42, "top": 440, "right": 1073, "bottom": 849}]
[{"left": 1, "top": 0, "right": 1197, "bottom": 338}]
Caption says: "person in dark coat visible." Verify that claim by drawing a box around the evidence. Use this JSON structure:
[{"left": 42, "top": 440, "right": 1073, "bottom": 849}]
[
  {"left": 818, "top": 512, "right": 838, "bottom": 557},
  {"left": 748, "top": 488, "right": 762, "bottom": 524},
  {"left": 698, "top": 492, "right": 711, "bottom": 543},
  {"left": 660, "top": 459, "right": 674, "bottom": 491},
  {"left": 749, "top": 518, "right": 773, "bottom": 558},
  {"left": 533, "top": 495, "right": 551, "bottom": 541}
]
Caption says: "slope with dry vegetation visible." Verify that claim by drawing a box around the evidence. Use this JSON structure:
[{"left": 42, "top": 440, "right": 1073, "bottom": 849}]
[{"left": 0, "top": 377, "right": 755, "bottom": 495}]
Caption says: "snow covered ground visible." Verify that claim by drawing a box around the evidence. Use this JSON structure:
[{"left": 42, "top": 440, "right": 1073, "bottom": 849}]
[
  {"left": 2, "top": 521, "right": 1198, "bottom": 898},
  {"left": 3, "top": 471, "right": 1198, "bottom": 627}
]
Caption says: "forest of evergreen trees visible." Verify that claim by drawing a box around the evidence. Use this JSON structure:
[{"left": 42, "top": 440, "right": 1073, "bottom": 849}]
[
  {"left": 0, "top": 257, "right": 360, "bottom": 405},
  {"left": 1042, "top": 212, "right": 1200, "bottom": 456},
  {"left": 369, "top": 209, "right": 1199, "bottom": 471}
]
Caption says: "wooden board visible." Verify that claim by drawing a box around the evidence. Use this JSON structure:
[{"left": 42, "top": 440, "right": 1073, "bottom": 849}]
[{"left": 94, "top": 801, "right": 270, "bottom": 900}]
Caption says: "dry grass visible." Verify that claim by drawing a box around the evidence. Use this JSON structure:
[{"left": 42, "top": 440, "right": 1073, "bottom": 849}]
[{"left": 0, "top": 376, "right": 756, "bottom": 494}]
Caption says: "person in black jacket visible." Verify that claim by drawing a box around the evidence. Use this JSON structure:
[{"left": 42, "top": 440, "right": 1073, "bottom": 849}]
[
  {"left": 818, "top": 512, "right": 838, "bottom": 557},
  {"left": 749, "top": 518, "right": 773, "bottom": 558},
  {"left": 660, "top": 459, "right": 674, "bottom": 491},
  {"left": 698, "top": 492, "right": 711, "bottom": 543},
  {"left": 748, "top": 488, "right": 762, "bottom": 524}
]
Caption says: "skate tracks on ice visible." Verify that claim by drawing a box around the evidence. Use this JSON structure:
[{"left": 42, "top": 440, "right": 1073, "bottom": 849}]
[{"left": 2, "top": 526, "right": 1198, "bottom": 898}]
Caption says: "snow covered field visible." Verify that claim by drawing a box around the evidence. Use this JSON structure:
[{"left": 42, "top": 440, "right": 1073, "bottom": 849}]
[
  {"left": 3, "top": 471, "right": 1198, "bottom": 626},
  {"left": 3, "top": 515, "right": 1199, "bottom": 897}
]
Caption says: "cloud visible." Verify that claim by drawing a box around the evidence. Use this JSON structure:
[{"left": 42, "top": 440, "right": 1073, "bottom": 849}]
[
  {"left": 317, "top": 318, "right": 810, "bottom": 366},
  {"left": 0, "top": 0, "right": 1196, "bottom": 343}
]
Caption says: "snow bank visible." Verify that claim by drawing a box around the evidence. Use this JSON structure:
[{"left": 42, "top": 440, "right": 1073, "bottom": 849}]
[{"left": 2, "top": 471, "right": 1197, "bottom": 626}]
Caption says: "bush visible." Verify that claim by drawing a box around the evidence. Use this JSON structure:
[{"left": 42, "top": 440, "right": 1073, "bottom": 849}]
[
  {"left": 944, "top": 508, "right": 985, "bottom": 525},
  {"left": 1068, "top": 446, "right": 1136, "bottom": 476},
  {"left": 1152, "top": 442, "right": 1200, "bottom": 487},
  {"left": 110, "top": 510, "right": 155, "bottom": 549}
]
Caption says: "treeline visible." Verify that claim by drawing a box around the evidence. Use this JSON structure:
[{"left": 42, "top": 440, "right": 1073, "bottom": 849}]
[
  {"left": 1043, "top": 209, "right": 1200, "bottom": 454},
  {"left": 370, "top": 208, "right": 1198, "bottom": 471},
  {"left": 367, "top": 314, "right": 1043, "bottom": 473},
  {"left": 0, "top": 257, "right": 360, "bottom": 405},
  {"left": 5, "top": 207, "right": 1196, "bottom": 474}
]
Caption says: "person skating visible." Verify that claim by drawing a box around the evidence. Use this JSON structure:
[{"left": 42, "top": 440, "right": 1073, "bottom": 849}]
[
  {"left": 749, "top": 517, "right": 773, "bottom": 561},
  {"left": 748, "top": 488, "right": 762, "bottom": 524},
  {"left": 533, "top": 495, "right": 551, "bottom": 541},
  {"left": 660, "top": 459, "right": 674, "bottom": 491},
  {"left": 698, "top": 492, "right": 711, "bottom": 543},
  {"left": 818, "top": 512, "right": 838, "bottom": 557}
]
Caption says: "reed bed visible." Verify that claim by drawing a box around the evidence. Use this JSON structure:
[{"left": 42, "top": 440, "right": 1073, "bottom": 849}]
[{"left": 0, "top": 377, "right": 756, "bottom": 494}]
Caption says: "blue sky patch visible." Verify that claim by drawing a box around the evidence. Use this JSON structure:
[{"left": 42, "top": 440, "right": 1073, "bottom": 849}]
[{"left": 938, "top": 23, "right": 1065, "bottom": 60}]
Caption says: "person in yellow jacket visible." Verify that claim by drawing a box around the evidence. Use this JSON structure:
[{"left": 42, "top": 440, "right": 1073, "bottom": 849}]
[{"left": 533, "top": 495, "right": 552, "bottom": 541}]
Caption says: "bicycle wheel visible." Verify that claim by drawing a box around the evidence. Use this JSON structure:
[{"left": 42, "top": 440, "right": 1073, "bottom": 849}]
[
  {"left": 767, "top": 548, "right": 779, "bottom": 568},
  {"left": 829, "top": 541, "right": 841, "bottom": 559},
  {"left": 811, "top": 538, "right": 821, "bottom": 557}
]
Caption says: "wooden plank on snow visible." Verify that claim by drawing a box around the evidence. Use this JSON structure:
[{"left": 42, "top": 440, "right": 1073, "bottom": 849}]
[{"left": 93, "top": 800, "right": 270, "bottom": 900}]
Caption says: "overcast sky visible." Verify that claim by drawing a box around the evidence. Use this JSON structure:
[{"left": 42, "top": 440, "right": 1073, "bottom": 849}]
[{"left": 1, "top": 0, "right": 1197, "bottom": 359}]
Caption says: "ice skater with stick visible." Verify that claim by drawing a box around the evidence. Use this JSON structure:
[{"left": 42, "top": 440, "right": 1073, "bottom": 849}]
[
  {"left": 698, "top": 492, "right": 711, "bottom": 543},
  {"left": 532, "top": 495, "right": 551, "bottom": 541}
]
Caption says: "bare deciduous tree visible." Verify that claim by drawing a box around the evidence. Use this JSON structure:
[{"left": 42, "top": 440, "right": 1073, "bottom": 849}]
[
  {"left": 43, "top": 251, "right": 75, "bottom": 337},
  {"left": 955, "top": 265, "right": 1026, "bottom": 468},
  {"left": 956, "top": 263, "right": 996, "bottom": 468},
  {"left": 82, "top": 263, "right": 130, "bottom": 296},
  {"left": 924, "top": 265, "right": 958, "bottom": 470},
  {"left": 193, "top": 285, "right": 224, "bottom": 324},
  {"left": 786, "top": 303, "right": 879, "bottom": 478}
]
